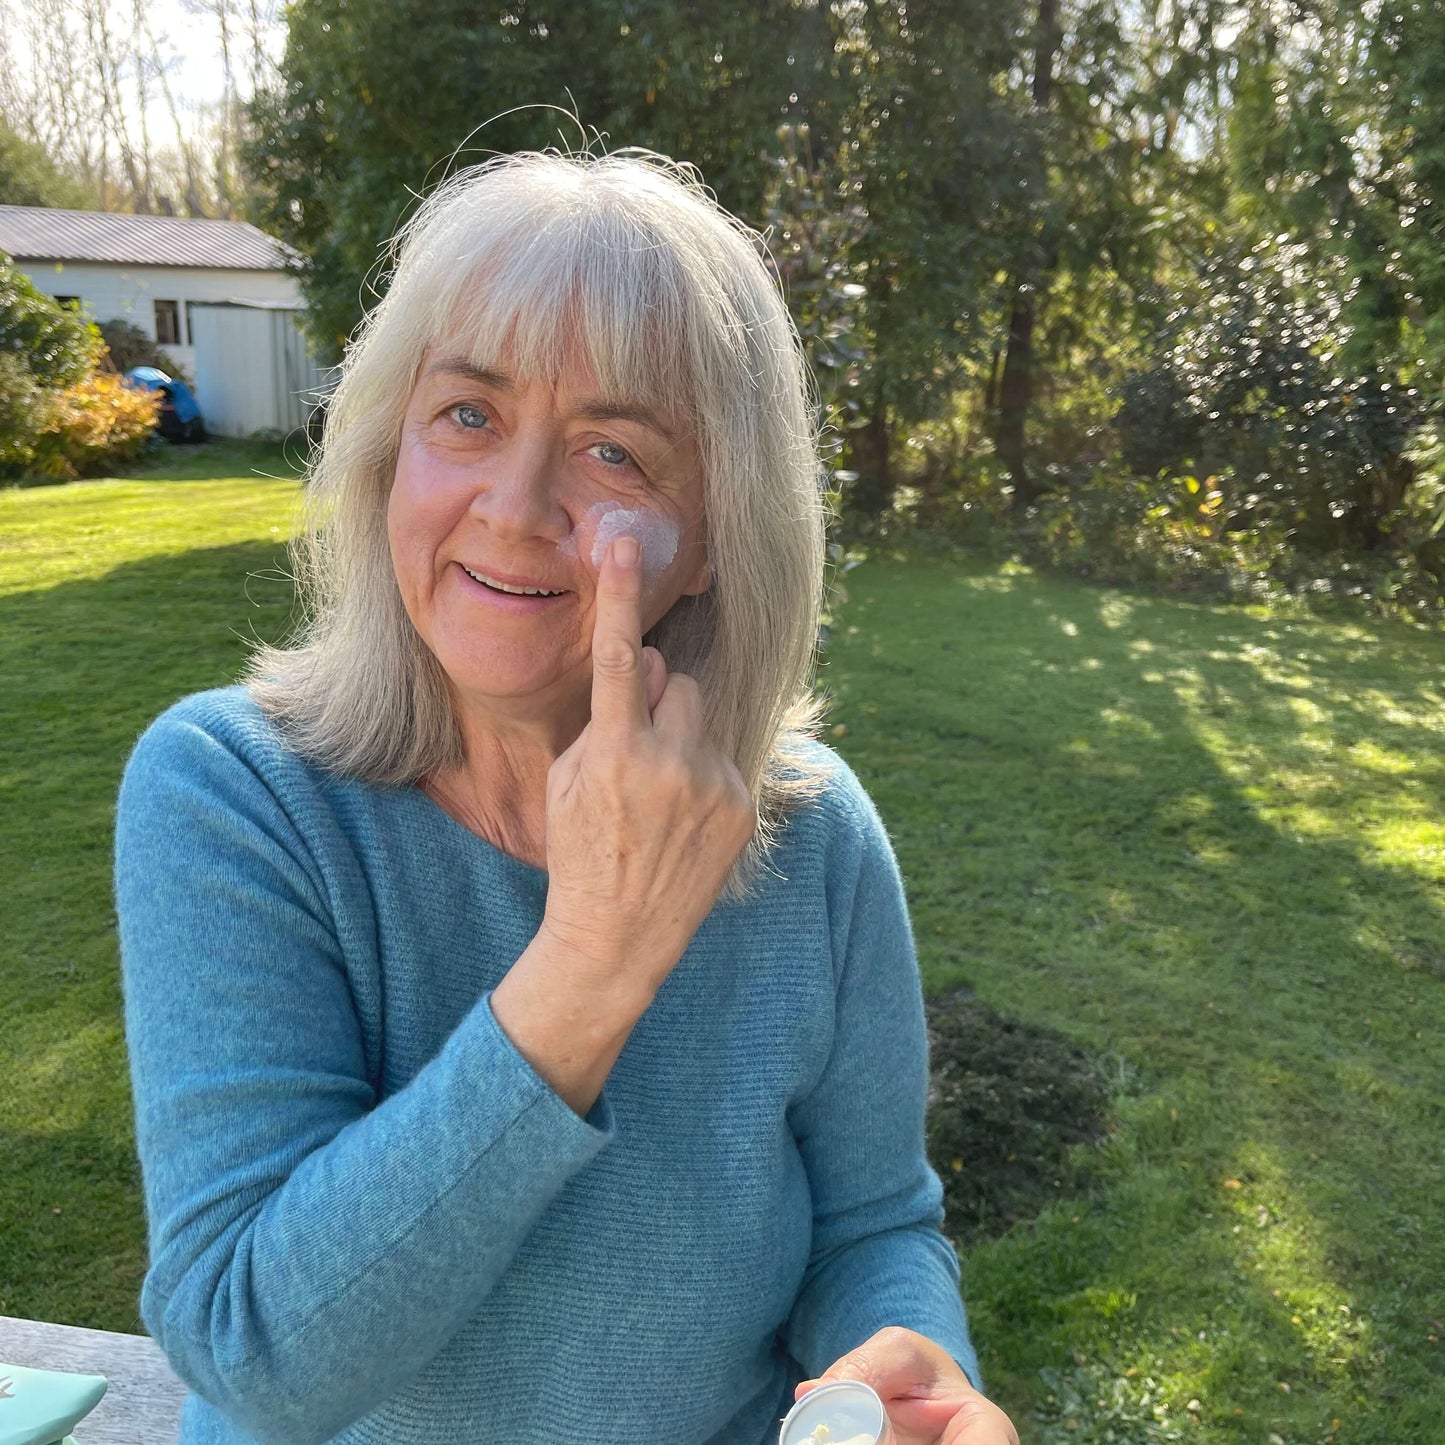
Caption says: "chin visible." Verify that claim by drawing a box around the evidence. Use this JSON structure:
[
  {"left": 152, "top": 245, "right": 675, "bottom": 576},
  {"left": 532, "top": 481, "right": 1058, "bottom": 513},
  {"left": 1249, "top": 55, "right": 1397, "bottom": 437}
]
[{"left": 438, "top": 651, "right": 581, "bottom": 711}]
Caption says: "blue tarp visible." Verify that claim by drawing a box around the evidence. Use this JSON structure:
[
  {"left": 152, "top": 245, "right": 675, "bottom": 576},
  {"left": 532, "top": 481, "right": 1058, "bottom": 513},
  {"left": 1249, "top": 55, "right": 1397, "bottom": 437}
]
[{"left": 123, "top": 366, "right": 202, "bottom": 425}]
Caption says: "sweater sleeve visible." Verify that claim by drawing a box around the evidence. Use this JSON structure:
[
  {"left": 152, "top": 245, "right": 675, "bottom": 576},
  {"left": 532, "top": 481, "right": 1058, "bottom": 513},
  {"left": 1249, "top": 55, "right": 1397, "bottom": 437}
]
[
  {"left": 783, "top": 773, "right": 983, "bottom": 1393},
  {"left": 114, "top": 707, "right": 614, "bottom": 1445}
]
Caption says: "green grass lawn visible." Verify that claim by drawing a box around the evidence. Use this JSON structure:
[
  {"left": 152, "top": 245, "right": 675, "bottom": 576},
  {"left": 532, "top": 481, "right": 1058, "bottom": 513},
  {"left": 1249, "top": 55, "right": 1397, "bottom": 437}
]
[
  {"left": 2, "top": 446, "right": 1441, "bottom": 1443},
  {"left": 0, "top": 441, "right": 302, "bottom": 1328}
]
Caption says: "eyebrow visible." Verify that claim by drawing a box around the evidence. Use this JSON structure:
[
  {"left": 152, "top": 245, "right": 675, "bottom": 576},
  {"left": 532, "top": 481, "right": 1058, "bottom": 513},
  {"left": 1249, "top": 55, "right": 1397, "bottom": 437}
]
[{"left": 424, "top": 355, "right": 678, "bottom": 443}]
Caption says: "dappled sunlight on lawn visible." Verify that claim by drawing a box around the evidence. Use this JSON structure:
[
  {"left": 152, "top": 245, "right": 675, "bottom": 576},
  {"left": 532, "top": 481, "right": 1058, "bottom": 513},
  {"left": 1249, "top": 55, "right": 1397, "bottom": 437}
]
[
  {"left": 826, "top": 552, "right": 1444, "bottom": 1437},
  {"left": 7, "top": 1018, "right": 126, "bottom": 1135},
  {"left": 1078, "top": 590, "right": 1445, "bottom": 900},
  {"left": 1201, "top": 1138, "right": 1376, "bottom": 1407}
]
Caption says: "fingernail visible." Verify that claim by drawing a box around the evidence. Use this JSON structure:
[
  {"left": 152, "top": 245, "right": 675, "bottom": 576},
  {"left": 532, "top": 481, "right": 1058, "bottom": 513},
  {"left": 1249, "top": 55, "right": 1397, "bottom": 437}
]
[{"left": 614, "top": 535, "right": 640, "bottom": 569}]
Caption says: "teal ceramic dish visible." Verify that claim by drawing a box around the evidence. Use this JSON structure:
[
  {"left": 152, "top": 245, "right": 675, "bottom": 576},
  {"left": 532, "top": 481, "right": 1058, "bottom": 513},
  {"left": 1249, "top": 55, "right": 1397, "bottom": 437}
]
[{"left": 0, "top": 1362, "right": 107, "bottom": 1445}]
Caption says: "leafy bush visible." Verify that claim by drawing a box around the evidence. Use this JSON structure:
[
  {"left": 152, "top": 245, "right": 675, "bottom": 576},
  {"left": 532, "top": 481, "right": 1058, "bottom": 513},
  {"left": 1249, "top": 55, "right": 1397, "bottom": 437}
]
[
  {"left": 97, "top": 319, "right": 189, "bottom": 384},
  {"left": 1008, "top": 466, "right": 1445, "bottom": 619},
  {"left": 0, "top": 253, "right": 101, "bottom": 387},
  {"left": 21, "top": 373, "right": 159, "bottom": 481},
  {"left": 1022, "top": 470, "right": 1286, "bottom": 599},
  {"left": 1113, "top": 238, "right": 1432, "bottom": 560},
  {"left": 0, "top": 351, "right": 47, "bottom": 473},
  {"left": 0, "top": 259, "right": 160, "bottom": 482},
  {"left": 1034, "top": 1364, "right": 1187, "bottom": 1443}
]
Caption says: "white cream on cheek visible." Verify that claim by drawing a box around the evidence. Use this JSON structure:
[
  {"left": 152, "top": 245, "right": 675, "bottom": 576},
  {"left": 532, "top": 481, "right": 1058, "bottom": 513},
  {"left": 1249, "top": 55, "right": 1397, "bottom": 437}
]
[{"left": 557, "top": 498, "right": 681, "bottom": 587}]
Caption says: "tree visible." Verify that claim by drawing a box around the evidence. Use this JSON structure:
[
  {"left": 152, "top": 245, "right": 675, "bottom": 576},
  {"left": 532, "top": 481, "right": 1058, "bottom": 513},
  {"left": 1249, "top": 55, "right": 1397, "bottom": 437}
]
[
  {"left": 0, "top": 0, "right": 282, "bottom": 217},
  {"left": 247, "top": 0, "right": 1040, "bottom": 531},
  {"left": 246, "top": 0, "right": 838, "bottom": 356},
  {"left": 0, "top": 252, "right": 101, "bottom": 387},
  {"left": 0, "top": 118, "right": 94, "bottom": 209},
  {"left": 1219, "top": 0, "right": 1445, "bottom": 562},
  {"left": 824, "top": 0, "right": 1036, "bottom": 517},
  {"left": 990, "top": 0, "right": 1060, "bottom": 506}
]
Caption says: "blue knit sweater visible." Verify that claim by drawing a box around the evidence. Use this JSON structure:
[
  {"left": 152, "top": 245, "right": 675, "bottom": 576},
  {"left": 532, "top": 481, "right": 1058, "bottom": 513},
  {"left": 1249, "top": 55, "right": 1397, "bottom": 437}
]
[{"left": 114, "top": 687, "right": 980, "bottom": 1445}]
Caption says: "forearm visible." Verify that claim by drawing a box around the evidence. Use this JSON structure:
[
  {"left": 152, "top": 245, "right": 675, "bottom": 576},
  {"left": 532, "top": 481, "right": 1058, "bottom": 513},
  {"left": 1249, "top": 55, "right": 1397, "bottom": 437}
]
[
  {"left": 137, "top": 985, "right": 613, "bottom": 1445},
  {"left": 490, "top": 923, "right": 656, "bottom": 1116},
  {"left": 788, "top": 1224, "right": 981, "bottom": 1393}
]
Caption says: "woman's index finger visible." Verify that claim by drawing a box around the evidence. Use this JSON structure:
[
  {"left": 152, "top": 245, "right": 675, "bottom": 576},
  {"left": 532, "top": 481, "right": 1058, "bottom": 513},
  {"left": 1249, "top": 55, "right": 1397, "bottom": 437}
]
[{"left": 589, "top": 536, "right": 650, "bottom": 736}]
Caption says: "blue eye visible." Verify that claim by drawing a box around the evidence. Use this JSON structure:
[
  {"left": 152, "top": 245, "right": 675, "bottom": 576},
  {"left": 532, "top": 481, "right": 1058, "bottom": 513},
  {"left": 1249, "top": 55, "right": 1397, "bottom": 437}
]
[
  {"left": 593, "top": 442, "right": 631, "bottom": 467},
  {"left": 452, "top": 404, "right": 488, "bottom": 429}
]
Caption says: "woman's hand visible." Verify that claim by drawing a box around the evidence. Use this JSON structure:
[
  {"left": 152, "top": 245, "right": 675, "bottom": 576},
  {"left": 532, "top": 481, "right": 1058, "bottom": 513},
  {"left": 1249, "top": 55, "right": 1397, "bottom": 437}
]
[
  {"left": 796, "top": 1328, "right": 1019, "bottom": 1445},
  {"left": 541, "top": 534, "right": 755, "bottom": 1002}
]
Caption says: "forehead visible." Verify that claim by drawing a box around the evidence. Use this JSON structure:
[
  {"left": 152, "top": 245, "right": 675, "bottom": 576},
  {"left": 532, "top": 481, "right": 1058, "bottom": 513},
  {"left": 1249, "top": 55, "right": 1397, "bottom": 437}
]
[{"left": 420, "top": 232, "right": 700, "bottom": 422}]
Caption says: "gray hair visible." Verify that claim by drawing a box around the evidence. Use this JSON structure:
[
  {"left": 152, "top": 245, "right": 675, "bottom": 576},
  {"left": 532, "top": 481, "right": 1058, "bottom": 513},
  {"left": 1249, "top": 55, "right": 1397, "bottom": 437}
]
[{"left": 246, "top": 150, "right": 830, "bottom": 894}]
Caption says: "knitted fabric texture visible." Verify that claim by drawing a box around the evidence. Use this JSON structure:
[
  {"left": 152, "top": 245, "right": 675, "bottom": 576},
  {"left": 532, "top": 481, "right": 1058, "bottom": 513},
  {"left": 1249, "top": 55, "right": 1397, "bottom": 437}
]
[{"left": 115, "top": 687, "right": 980, "bottom": 1445}]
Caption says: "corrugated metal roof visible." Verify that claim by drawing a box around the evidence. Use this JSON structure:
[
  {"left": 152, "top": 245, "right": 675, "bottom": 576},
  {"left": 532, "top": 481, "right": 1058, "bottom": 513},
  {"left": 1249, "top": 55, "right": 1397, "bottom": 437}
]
[{"left": 0, "top": 205, "right": 295, "bottom": 270}]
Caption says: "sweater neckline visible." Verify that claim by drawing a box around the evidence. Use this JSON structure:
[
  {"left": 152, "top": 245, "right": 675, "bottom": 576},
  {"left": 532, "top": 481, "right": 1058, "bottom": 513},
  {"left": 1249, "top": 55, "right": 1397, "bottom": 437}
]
[{"left": 401, "top": 783, "right": 551, "bottom": 886}]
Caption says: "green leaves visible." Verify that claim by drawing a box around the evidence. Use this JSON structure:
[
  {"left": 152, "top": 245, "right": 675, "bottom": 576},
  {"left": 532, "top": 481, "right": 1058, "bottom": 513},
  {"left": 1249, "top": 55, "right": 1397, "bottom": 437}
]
[{"left": 0, "top": 254, "right": 101, "bottom": 390}]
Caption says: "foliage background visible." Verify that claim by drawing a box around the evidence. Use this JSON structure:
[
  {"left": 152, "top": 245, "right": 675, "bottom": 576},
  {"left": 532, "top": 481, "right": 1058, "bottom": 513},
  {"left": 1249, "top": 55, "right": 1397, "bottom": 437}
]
[{"left": 233, "top": 0, "right": 1445, "bottom": 620}]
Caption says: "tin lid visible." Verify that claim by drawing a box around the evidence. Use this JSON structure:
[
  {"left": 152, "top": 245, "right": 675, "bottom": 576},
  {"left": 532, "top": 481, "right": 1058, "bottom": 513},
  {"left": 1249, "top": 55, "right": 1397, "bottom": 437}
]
[{"left": 778, "top": 1379, "right": 887, "bottom": 1445}]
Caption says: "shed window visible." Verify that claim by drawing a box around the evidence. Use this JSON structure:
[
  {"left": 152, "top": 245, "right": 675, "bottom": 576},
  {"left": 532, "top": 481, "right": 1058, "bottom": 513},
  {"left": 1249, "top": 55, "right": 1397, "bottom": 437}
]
[{"left": 154, "top": 299, "right": 182, "bottom": 345}]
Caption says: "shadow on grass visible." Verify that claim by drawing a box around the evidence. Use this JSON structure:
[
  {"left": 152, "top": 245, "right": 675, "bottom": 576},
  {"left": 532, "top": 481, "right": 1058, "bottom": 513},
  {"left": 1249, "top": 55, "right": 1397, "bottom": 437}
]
[
  {"left": 832, "top": 560, "right": 1445, "bottom": 1437},
  {"left": 0, "top": 1125, "right": 148, "bottom": 1331}
]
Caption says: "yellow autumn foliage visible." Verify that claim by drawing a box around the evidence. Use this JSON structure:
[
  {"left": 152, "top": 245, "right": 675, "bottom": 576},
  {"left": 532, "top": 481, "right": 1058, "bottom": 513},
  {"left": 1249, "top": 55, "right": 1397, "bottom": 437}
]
[{"left": 26, "top": 371, "right": 161, "bottom": 480}]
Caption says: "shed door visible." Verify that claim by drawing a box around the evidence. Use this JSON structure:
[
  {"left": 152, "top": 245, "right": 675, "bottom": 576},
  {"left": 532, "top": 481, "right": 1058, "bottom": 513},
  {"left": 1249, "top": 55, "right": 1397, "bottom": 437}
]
[{"left": 190, "top": 306, "right": 325, "bottom": 438}]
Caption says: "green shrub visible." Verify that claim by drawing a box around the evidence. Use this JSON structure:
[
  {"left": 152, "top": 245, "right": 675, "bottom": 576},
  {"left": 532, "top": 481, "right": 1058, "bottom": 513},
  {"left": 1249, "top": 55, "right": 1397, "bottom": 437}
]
[
  {"left": 0, "top": 350, "right": 47, "bottom": 472},
  {"left": 0, "top": 253, "right": 101, "bottom": 387},
  {"left": 97, "top": 319, "right": 190, "bottom": 384},
  {"left": 1113, "top": 239, "right": 1432, "bottom": 560}
]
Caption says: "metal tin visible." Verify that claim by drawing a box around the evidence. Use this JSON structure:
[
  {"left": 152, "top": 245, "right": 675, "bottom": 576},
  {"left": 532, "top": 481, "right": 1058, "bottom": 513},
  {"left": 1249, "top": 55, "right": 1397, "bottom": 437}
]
[{"left": 778, "top": 1379, "right": 887, "bottom": 1445}]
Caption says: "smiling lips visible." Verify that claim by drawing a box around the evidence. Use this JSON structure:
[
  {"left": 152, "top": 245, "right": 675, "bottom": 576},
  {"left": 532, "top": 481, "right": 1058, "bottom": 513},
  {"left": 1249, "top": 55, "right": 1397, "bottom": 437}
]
[{"left": 459, "top": 563, "right": 568, "bottom": 597}]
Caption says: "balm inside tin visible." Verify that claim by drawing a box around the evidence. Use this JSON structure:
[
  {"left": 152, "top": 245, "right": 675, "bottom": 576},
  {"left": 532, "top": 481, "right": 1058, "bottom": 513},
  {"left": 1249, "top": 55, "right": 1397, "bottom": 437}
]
[{"left": 778, "top": 1379, "right": 887, "bottom": 1445}]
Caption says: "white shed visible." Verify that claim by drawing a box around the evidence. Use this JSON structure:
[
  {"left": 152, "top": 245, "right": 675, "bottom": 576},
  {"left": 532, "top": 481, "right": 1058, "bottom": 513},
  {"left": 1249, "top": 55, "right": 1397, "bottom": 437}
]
[
  {"left": 189, "top": 302, "right": 333, "bottom": 438},
  {"left": 0, "top": 205, "right": 308, "bottom": 388}
]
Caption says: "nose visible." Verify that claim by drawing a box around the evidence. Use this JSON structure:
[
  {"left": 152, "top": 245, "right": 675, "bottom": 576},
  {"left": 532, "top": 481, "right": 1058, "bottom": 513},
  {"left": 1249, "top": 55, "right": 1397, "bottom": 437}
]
[{"left": 469, "top": 429, "right": 568, "bottom": 544}]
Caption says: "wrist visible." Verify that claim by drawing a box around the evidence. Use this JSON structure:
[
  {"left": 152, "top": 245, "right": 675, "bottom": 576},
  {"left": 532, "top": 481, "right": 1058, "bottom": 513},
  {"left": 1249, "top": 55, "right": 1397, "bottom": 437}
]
[
  {"left": 536, "top": 910, "right": 623, "bottom": 973},
  {"left": 490, "top": 929, "right": 653, "bottom": 1119},
  {"left": 537, "top": 911, "right": 676, "bottom": 1004},
  {"left": 530, "top": 916, "right": 658, "bottom": 1020}
]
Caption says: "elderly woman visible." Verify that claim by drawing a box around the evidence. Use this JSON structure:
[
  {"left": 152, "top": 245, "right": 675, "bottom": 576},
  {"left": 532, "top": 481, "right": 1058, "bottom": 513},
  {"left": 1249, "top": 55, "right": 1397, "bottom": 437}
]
[{"left": 114, "top": 152, "right": 1018, "bottom": 1445}]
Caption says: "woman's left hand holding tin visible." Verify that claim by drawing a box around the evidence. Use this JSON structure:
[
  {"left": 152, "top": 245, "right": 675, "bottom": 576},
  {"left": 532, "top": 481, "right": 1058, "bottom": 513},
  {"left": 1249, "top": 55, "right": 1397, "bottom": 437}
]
[{"left": 795, "top": 1328, "right": 1019, "bottom": 1445}]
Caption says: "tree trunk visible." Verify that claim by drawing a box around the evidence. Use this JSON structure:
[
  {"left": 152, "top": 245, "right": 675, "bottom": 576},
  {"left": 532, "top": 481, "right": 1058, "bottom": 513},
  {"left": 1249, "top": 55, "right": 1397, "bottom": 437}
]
[
  {"left": 993, "top": 0, "right": 1060, "bottom": 508},
  {"left": 983, "top": 341, "right": 1002, "bottom": 415},
  {"left": 1359, "top": 451, "right": 1415, "bottom": 550},
  {"left": 847, "top": 405, "right": 894, "bottom": 520},
  {"left": 995, "top": 282, "right": 1039, "bottom": 502}
]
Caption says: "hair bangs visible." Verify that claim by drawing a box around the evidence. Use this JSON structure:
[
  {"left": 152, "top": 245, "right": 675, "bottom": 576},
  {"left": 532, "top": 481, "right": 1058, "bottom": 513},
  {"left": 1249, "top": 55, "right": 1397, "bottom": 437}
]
[{"left": 433, "top": 198, "right": 698, "bottom": 422}]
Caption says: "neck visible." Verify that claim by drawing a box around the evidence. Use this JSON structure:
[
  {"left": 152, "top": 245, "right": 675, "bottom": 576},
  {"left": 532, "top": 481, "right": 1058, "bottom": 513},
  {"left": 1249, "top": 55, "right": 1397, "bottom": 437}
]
[{"left": 423, "top": 687, "right": 590, "bottom": 870}]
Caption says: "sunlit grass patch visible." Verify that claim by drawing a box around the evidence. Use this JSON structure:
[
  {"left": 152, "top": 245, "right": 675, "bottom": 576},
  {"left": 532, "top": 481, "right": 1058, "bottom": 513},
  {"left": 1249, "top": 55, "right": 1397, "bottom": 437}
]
[{"left": 0, "top": 442, "right": 302, "bottom": 1328}]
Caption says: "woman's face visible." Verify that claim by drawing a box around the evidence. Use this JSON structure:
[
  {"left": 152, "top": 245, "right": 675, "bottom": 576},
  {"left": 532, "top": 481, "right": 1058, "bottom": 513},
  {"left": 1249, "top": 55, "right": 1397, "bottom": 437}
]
[{"left": 388, "top": 349, "right": 710, "bottom": 722}]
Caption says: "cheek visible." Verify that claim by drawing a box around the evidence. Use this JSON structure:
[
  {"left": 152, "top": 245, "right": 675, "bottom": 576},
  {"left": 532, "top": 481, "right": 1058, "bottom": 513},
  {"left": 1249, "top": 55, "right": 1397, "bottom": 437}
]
[
  {"left": 559, "top": 499, "right": 682, "bottom": 589},
  {"left": 388, "top": 443, "right": 467, "bottom": 569}
]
